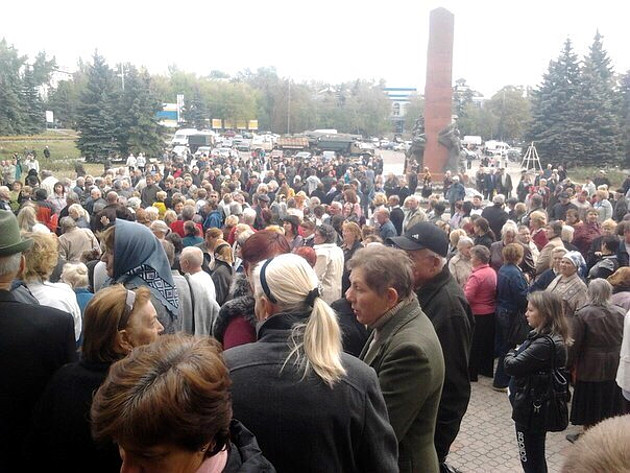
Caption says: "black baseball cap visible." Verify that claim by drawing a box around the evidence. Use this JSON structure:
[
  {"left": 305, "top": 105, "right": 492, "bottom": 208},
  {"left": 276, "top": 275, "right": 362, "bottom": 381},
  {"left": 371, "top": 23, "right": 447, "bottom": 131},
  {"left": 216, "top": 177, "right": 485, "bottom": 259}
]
[{"left": 386, "top": 222, "right": 449, "bottom": 257}]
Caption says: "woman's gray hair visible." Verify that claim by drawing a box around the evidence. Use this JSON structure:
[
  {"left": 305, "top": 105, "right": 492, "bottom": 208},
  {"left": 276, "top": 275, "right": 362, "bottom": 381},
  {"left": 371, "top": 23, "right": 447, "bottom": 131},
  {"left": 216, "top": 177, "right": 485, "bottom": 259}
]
[
  {"left": 501, "top": 220, "right": 518, "bottom": 238},
  {"left": 457, "top": 236, "right": 474, "bottom": 248},
  {"left": 587, "top": 278, "right": 612, "bottom": 306},
  {"left": 470, "top": 245, "right": 491, "bottom": 264},
  {"left": 316, "top": 224, "right": 337, "bottom": 244}
]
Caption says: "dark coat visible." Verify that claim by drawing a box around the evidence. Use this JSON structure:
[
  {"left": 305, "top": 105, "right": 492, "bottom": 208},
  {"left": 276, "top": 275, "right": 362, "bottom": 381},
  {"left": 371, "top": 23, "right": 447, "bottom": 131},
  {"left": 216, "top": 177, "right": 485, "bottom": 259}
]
[
  {"left": 211, "top": 260, "right": 234, "bottom": 307},
  {"left": 415, "top": 267, "right": 474, "bottom": 463},
  {"left": 224, "top": 312, "right": 399, "bottom": 473},
  {"left": 329, "top": 297, "right": 371, "bottom": 357},
  {"left": 390, "top": 206, "right": 405, "bottom": 236},
  {"left": 25, "top": 359, "right": 120, "bottom": 472},
  {"left": 481, "top": 204, "right": 509, "bottom": 240},
  {"left": 224, "top": 420, "right": 276, "bottom": 473},
  {"left": 213, "top": 273, "right": 257, "bottom": 349},
  {"left": 360, "top": 298, "right": 445, "bottom": 473},
  {"left": 505, "top": 332, "right": 567, "bottom": 432},
  {"left": 568, "top": 303, "right": 625, "bottom": 382},
  {"left": 0, "top": 290, "right": 77, "bottom": 470}
]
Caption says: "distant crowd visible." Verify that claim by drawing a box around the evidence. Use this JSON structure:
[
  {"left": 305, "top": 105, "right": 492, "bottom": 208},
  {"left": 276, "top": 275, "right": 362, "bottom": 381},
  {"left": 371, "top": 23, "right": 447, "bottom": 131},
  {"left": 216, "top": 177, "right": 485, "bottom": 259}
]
[{"left": 1, "top": 147, "right": 630, "bottom": 473}]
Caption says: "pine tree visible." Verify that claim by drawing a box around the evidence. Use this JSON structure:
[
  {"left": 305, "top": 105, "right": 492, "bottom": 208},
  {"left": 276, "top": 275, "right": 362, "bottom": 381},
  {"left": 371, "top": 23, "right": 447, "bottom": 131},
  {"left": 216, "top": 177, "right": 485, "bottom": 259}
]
[
  {"left": 114, "top": 65, "right": 164, "bottom": 157},
  {"left": 0, "top": 39, "right": 27, "bottom": 135},
  {"left": 21, "top": 65, "right": 45, "bottom": 134},
  {"left": 567, "top": 31, "right": 622, "bottom": 166},
  {"left": 76, "top": 52, "right": 118, "bottom": 160},
  {"left": 528, "top": 39, "right": 581, "bottom": 165}
]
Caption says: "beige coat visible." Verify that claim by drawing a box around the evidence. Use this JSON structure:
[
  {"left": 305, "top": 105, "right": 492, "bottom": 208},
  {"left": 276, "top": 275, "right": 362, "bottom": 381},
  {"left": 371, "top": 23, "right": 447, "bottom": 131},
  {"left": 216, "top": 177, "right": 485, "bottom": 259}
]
[{"left": 58, "top": 227, "right": 100, "bottom": 263}]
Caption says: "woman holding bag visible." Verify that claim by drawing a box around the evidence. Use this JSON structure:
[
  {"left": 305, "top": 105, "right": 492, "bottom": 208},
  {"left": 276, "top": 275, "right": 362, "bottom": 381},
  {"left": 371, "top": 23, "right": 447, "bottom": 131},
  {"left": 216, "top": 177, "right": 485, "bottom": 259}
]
[{"left": 505, "top": 291, "right": 572, "bottom": 473}]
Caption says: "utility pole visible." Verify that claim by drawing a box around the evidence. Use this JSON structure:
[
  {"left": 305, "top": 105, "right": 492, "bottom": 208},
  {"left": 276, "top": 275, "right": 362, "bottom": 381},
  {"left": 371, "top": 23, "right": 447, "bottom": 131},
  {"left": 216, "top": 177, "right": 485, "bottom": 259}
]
[
  {"left": 118, "top": 63, "right": 125, "bottom": 91},
  {"left": 287, "top": 79, "right": 291, "bottom": 134}
]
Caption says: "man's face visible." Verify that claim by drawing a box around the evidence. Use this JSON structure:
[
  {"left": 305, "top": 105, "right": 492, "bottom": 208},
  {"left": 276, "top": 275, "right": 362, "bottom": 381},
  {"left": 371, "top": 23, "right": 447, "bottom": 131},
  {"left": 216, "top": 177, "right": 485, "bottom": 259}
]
[
  {"left": 407, "top": 248, "right": 440, "bottom": 288},
  {"left": 345, "top": 267, "right": 392, "bottom": 326}
]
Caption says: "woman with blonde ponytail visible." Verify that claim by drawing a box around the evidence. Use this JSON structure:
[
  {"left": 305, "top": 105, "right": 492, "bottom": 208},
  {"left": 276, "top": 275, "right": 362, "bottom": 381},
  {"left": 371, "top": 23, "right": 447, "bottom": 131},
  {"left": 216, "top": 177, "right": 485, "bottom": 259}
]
[{"left": 224, "top": 253, "right": 398, "bottom": 473}]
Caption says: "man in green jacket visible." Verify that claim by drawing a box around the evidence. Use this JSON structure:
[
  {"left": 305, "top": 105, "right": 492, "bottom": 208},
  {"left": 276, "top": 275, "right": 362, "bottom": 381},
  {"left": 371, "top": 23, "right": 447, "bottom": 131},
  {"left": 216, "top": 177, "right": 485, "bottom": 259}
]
[{"left": 347, "top": 245, "right": 445, "bottom": 473}]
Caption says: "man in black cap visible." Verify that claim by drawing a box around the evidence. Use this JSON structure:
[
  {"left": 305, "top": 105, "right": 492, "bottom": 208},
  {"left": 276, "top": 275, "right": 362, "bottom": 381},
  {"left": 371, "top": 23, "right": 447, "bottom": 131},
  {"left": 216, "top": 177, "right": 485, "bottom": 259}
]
[
  {"left": 388, "top": 222, "right": 474, "bottom": 473},
  {"left": 0, "top": 210, "right": 77, "bottom": 468},
  {"left": 548, "top": 191, "right": 577, "bottom": 222}
]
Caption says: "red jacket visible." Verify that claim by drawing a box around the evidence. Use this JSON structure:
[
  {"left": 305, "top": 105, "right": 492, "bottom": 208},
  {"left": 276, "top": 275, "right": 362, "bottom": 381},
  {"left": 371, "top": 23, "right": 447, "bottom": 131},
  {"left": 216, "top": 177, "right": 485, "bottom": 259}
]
[{"left": 464, "top": 264, "right": 497, "bottom": 315}]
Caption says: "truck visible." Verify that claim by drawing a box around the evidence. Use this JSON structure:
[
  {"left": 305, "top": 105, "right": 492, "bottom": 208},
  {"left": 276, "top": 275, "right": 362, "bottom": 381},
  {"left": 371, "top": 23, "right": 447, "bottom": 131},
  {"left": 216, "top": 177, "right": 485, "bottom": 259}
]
[
  {"left": 170, "top": 128, "right": 216, "bottom": 149},
  {"left": 314, "top": 134, "right": 369, "bottom": 156},
  {"left": 275, "top": 136, "right": 309, "bottom": 151}
]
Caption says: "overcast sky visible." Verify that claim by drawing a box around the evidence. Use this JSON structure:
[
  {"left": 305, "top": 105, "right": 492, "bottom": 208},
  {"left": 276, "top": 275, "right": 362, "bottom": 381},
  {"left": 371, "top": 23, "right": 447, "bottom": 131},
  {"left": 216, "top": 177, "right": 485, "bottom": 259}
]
[{"left": 2, "top": 0, "right": 629, "bottom": 98}]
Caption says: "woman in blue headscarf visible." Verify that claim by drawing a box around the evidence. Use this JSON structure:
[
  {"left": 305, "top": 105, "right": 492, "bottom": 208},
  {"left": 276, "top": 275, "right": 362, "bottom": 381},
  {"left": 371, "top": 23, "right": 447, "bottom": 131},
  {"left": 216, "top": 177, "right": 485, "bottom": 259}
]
[{"left": 100, "top": 219, "right": 179, "bottom": 333}]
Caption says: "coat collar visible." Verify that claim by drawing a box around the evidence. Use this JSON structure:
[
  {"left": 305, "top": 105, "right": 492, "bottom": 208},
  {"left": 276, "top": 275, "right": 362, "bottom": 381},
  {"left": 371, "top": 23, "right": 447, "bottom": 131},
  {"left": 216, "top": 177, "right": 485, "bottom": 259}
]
[{"left": 361, "top": 297, "right": 420, "bottom": 366}]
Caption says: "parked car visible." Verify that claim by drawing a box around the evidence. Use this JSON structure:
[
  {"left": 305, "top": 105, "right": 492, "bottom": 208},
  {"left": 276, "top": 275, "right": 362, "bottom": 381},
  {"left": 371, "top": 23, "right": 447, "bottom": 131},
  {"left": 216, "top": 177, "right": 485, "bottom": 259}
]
[
  {"left": 194, "top": 146, "right": 213, "bottom": 158},
  {"left": 294, "top": 151, "right": 312, "bottom": 160}
]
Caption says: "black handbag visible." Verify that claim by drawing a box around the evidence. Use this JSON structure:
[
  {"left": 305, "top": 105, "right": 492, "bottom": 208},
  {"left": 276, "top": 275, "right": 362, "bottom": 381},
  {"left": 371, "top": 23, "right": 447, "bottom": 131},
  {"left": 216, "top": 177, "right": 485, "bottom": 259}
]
[{"left": 535, "top": 335, "right": 569, "bottom": 432}]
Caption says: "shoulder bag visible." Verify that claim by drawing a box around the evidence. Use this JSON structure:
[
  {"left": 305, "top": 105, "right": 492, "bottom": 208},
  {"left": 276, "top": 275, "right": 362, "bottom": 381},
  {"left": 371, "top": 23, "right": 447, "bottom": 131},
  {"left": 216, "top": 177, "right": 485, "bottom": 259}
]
[{"left": 535, "top": 335, "right": 570, "bottom": 432}]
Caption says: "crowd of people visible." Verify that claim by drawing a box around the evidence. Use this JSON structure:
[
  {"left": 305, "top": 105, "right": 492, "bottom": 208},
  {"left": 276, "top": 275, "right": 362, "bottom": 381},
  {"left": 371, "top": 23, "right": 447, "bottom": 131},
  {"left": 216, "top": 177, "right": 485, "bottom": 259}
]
[{"left": 1, "top": 146, "right": 630, "bottom": 473}]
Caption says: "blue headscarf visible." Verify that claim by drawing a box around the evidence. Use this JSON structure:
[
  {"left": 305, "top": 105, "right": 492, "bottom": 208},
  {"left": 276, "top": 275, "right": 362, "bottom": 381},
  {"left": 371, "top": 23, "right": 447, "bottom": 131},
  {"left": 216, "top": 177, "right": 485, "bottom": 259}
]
[{"left": 113, "top": 219, "right": 179, "bottom": 315}]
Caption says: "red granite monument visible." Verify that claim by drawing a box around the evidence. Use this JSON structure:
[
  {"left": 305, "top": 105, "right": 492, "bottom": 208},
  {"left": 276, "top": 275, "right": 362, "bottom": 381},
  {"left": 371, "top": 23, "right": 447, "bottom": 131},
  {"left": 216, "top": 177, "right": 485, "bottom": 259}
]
[{"left": 423, "top": 7, "right": 455, "bottom": 174}]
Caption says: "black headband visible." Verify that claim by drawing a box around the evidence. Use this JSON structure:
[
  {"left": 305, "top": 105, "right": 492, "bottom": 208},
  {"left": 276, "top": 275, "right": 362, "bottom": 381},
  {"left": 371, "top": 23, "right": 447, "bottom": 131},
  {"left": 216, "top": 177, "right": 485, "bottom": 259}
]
[{"left": 259, "top": 258, "right": 277, "bottom": 303}]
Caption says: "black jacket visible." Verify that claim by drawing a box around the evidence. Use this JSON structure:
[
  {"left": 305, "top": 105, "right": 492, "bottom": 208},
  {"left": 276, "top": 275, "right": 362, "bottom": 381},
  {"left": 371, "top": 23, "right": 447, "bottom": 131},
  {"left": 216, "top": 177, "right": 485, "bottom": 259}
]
[
  {"left": 505, "top": 331, "right": 568, "bottom": 432},
  {"left": 415, "top": 267, "right": 474, "bottom": 461},
  {"left": 0, "top": 290, "right": 77, "bottom": 470},
  {"left": 224, "top": 420, "right": 276, "bottom": 472},
  {"left": 214, "top": 273, "right": 256, "bottom": 346},
  {"left": 224, "top": 311, "right": 399, "bottom": 473}
]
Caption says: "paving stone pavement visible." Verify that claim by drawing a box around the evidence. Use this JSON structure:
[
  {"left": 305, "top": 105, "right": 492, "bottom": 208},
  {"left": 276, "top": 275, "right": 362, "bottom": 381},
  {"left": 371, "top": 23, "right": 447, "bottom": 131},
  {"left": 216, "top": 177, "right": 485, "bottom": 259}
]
[{"left": 446, "top": 374, "right": 581, "bottom": 473}]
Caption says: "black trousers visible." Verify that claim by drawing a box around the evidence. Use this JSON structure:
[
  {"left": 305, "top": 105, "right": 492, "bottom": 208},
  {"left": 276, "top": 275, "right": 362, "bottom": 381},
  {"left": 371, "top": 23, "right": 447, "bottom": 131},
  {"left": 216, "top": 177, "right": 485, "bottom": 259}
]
[
  {"left": 515, "top": 427, "right": 547, "bottom": 473},
  {"left": 469, "top": 313, "right": 495, "bottom": 380}
]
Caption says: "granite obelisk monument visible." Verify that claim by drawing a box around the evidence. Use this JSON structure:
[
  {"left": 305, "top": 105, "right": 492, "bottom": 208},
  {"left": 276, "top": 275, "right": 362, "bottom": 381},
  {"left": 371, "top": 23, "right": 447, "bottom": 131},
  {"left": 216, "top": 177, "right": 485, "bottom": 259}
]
[{"left": 423, "top": 7, "right": 455, "bottom": 174}]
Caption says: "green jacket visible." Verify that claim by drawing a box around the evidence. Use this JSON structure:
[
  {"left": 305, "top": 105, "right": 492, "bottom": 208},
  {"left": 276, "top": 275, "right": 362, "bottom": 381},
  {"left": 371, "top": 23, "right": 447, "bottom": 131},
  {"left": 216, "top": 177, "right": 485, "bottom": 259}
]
[{"left": 361, "top": 297, "right": 445, "bottom": 473}]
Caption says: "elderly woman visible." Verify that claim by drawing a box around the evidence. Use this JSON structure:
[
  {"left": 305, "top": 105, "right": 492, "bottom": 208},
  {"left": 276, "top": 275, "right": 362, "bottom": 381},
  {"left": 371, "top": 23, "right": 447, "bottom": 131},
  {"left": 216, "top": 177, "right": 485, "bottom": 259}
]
[
  {"left": 26, "top": 285, "right": 164, "bottom": 472},
  {"left": 517, "top": 224, "right": 539, "bottom": 265},
  {"left": 448, "top": 236, "right": 474, "bottom": 290},
  {"left": 535, "top": 220, "right": 565, "bottom": 276},
  {"left": 68, "top": 203, "right": 90, "bottom": 229},
  {"left": 593, "top": 189, "right": 613, "bottom": 222},
  {"left": 529, "top": 210, "right": 548, "bottom": 251},
  {"left": 224, "top": 253, "right": 398, "bottom": 472},
  {"left": 530, "top": 246, "right": 567, "bottom": 292},
  {"left": 23, "top": 232, "right": 82, "bottom": 343},
  {"left": 91, "top": 334, "right": 274, "bottom": 472},
  {"left": 490, "top": 220, "right": 536, "bottom": 280},
  {"left": 608, "top": 267, "right": 630, "bottom": 311},
  {"left": 100, "top": 219, "right": 179, "bottom": 334},
  {"left": 587, "top": 235, "right": 620, "bottom": 281},
  {"left": 572, "top": 209, "right": 601, "bottom": 257},
  {"left": 586, "top": 218, "right": 617, "bottom": 271},
  {"left": 57, "top": 217, "right": 100, "bottom": 263},
  {"left": 341, "top": 221, "right": 363, "bottom": 294},
  {"left": 546, "top": 251, "right": 588, "bottom": 319},
  {"left": 567, "top": 279, "right": 629, "bottom": 443},
  {"left": 493, "top": 243, "right": 530, "bottom": 391},
  {"left": 211, "top": 241, "right": 234, "bottom": 307},
  {"left": 465, "top": 245, "right": 498, "bottom": 382},
  {"left": 313, "top": 224, "right": 345, "bottom": 304}
]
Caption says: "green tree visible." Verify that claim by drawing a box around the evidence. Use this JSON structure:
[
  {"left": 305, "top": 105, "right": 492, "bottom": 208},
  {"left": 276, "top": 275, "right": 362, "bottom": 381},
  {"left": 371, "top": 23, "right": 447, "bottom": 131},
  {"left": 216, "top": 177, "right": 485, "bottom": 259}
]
[
  {"left": 114, "top": 65, "right": 164, "bottom": 157},
  {"left": 528, "top": 38, "right": 581, "bottom": 164},
  {"left": 567, "top": 31, "right": 622, "bottom": 166},
  {"left": 485, "top": 86, "right": 531, "bottom": 143},
  {"left": 76, "top": 52, "right": 118, "bottom": 159},
  {"left": 21, "top": 65, "right": 45, "bottom": 134},
  {"left": 0, "top": 38, "right": 27, "bottom": 134}
]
